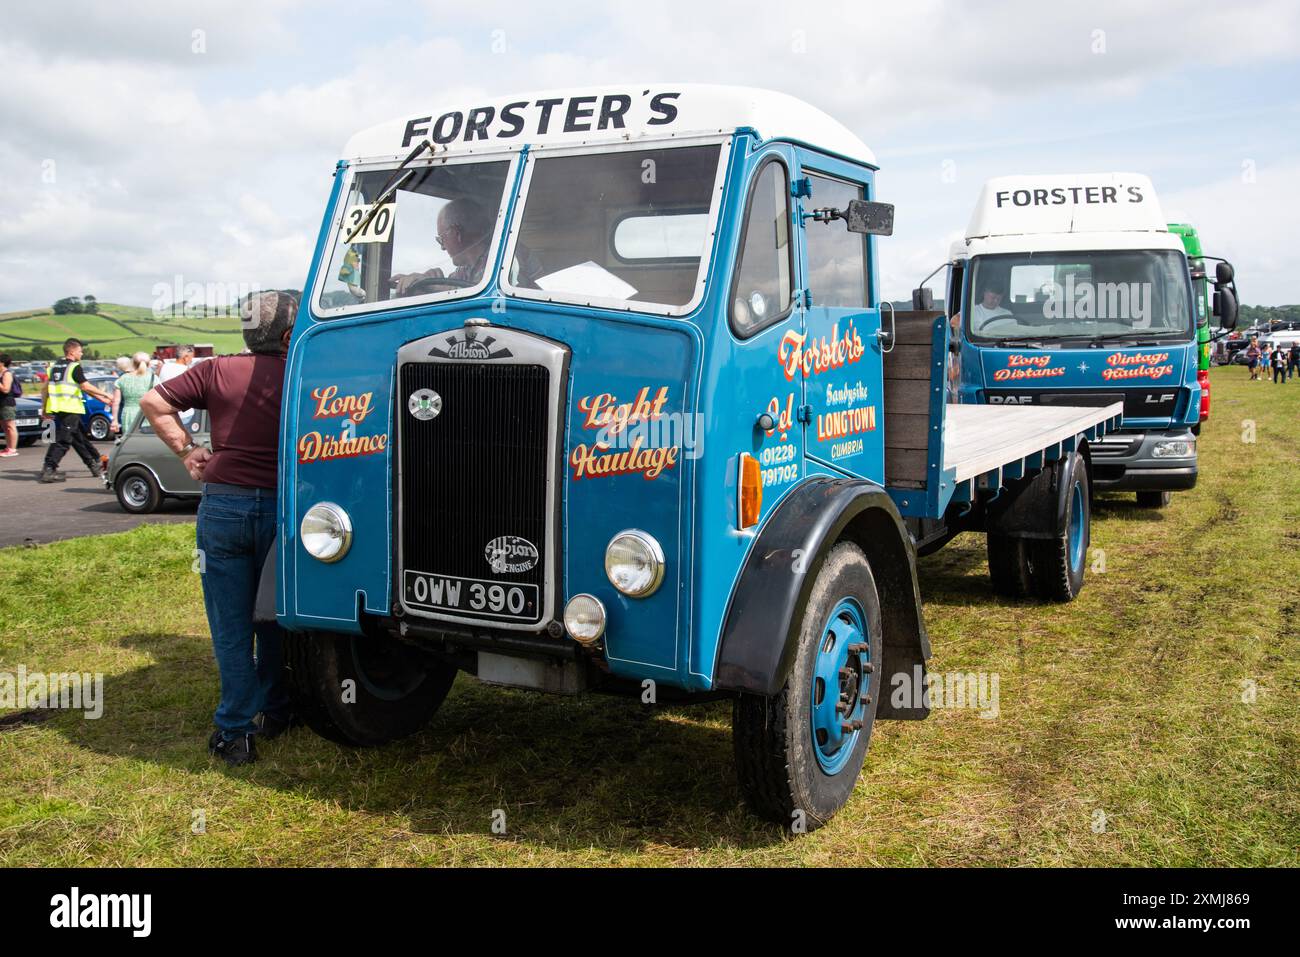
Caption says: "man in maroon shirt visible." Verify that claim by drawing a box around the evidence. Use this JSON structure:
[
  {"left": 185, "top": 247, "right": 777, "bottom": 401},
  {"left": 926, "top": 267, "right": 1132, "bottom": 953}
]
[{"left": 140, "top": 291, "right": 298, "bottom": 766}]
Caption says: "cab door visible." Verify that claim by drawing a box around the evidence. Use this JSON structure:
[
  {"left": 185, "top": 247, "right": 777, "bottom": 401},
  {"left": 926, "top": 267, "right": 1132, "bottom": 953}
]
[{"left": 792, "top": 152, "right": 885, "bottom": 484}]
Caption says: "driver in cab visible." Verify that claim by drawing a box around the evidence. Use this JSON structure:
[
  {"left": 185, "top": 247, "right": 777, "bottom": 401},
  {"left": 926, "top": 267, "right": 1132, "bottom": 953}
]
[
  {"left": 970, "top": 282, "right": 1013, "bottom": 331},
  {"left": 390, "top": 198, "right": 543, "bottom": 296}
]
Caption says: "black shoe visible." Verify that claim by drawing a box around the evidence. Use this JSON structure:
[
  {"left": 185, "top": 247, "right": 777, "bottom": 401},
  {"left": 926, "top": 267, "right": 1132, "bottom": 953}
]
[
  {"left": 208, "top": 730, "right": 257, "bottom": 766},
  {"left": 38, "top": 468, "right": 61, "bottom": 483},
  {"left": 89, "top": 466, "right": 104, "bottom": 480},
  {"left": 254, "top": 711, "right": 300, "bottom": 740}
]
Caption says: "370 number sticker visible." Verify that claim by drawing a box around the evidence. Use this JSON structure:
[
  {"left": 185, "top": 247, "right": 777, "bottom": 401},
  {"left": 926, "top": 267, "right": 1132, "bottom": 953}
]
[{"left": 342, "top": 203, "right": 395, "bottom": 244}]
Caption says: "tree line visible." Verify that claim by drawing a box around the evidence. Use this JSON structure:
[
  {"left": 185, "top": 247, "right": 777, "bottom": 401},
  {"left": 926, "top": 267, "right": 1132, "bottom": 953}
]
[{"left": 52, "top": 295, "right": 98, "bottom": 315}]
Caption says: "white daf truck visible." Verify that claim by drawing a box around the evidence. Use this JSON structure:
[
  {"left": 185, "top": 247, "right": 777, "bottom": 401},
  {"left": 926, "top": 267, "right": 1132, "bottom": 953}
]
[{"left": 942, "top": 173, "right": 1236, "bottom": 512}]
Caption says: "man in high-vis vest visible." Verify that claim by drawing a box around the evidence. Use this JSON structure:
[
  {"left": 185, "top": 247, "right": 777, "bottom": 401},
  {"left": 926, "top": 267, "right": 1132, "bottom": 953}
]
[{"left": 39, "top": 338, "right": 114, "bottom": 484}]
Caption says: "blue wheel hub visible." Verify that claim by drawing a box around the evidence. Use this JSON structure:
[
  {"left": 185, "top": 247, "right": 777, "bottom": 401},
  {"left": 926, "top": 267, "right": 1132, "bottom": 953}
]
[
  {"left": 809, "top": 597, "right": 871, "bottom": 775},
  {"left": 1068, "top": 482, "right": 1085, "bottom": 573}
]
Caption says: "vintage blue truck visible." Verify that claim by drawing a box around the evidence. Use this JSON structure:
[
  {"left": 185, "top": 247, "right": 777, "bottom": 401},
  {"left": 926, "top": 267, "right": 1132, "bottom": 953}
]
[
  {"left": 268, "top": 86, "right": 1123, "bottom": 828},
  {"left": 942, "top": 174, "right": 1238, "bottom": 509}
]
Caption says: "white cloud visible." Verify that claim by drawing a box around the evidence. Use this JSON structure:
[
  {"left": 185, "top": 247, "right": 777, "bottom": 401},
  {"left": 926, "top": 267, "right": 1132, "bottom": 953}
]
[{"left": 0, "top": 0, "right": 1298, "bottom": 312}]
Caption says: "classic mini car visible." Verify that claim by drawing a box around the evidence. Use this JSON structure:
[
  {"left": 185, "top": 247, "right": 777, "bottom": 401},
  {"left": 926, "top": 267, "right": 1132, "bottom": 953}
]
[{"left": 105, "top": 412, "right": 206, "bottom": 513}]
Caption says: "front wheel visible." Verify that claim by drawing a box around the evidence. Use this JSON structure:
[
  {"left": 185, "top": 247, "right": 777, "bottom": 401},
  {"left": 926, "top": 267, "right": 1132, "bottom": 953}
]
[
  {"left": 733, "top": 542, "right": 883, "bottom": 830},
  {"left": 283, "top": 629, "right": 456, "bottom": 747},
  {"left": 1030, "top": 454, "right": 1090, "bottom": 602},
  {"left": 114, "top": 467, "right": 162, "bottom": 514},
  {"left": 1136, "top": 490, "right": 1171, "bottom": 509},
  {"left": 87, "top": 414, "right": 111, "bottom": 441}
]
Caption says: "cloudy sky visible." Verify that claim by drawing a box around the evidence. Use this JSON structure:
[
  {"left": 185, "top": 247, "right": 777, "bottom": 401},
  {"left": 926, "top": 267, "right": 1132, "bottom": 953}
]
[{"left": 2, "top": 0, "right": 1298, "bottom": 311}]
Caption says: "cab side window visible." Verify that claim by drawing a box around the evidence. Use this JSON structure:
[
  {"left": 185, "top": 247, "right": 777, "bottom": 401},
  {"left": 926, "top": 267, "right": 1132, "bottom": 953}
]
[
  {"left": 805, "top": 173, "right": 867, "bottom": 308},
  {"left": 730, "top": 159, "right": 793, "bottom": 337}
]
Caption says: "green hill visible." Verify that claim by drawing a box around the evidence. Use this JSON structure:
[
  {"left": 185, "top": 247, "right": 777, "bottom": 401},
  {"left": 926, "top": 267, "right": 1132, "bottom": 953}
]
[{"left": 0, "top": 303, "right": 247, "bottom": 358}]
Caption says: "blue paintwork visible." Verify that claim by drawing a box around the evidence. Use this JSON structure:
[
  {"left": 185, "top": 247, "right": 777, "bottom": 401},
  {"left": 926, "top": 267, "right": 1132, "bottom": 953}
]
[{"left": 809, "top": 596, "right": 869, "bottom": 774}]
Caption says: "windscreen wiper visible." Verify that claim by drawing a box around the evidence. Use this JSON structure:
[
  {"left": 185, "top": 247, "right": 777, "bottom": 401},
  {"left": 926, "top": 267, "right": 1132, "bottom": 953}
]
[
  {"left": 993, "top": 335, "right": 1046, "bottom": 348},
  {"left": 1085, "top": 332, "right": 1184, "bottom": 347},
  {"left": 342, "top": 139, "right": 434, "bottom": 244}
]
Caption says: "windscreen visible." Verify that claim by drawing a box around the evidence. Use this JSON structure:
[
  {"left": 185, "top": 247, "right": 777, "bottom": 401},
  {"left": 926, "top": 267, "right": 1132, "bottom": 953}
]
[
  {"left": 506, "top": 144, "right": 722, "bottom": 311},
  {"left": 967, "top": 249, "right": 1193, "bottom": 344},
  {"left": 316, "top": 159, "right": 513, "bottom": 314}
]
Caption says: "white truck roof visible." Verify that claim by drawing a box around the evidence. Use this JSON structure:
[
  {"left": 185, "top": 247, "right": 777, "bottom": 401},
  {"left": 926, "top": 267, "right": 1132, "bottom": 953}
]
[
  {"left": 341, "top": 84, "right": 876, "bottom": 166},
  {"left": 952, "top": 173, "right": 1179, "bottom": 260}
]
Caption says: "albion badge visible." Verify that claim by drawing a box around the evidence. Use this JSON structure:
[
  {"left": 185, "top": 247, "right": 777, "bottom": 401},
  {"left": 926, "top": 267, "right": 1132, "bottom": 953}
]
[{"left": 485, "top": 536, "right": 539, "bottom": 574}]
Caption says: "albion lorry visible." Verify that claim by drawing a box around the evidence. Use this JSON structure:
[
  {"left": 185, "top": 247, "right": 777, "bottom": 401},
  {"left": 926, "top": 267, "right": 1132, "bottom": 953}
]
[
  {"left": 943, "top": 174, "right": 1237, "bottom": 509},
  {"left": 267, "top": 86, "right": 1123, "bottom": 828}
]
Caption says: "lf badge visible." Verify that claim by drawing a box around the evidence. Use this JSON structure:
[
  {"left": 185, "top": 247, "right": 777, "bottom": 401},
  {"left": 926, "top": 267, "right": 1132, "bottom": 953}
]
[{"left": 409, "top": 389, "right": 442, "bottom": 421}]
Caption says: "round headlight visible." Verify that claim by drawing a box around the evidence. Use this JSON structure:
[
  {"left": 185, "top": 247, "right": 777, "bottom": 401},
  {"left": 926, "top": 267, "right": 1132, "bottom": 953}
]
[
  {"left": 604, "top": 529, "right": 665, "bottom": 597},
  {"left": 300, "top": 502, "right": 352, "bottom": 563},
  {"left": 563, "top": 594, "right": 606, "bottom": 645}
]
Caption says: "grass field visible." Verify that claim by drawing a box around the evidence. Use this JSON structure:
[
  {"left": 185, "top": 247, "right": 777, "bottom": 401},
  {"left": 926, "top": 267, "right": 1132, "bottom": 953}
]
[
  {"left": 0, "top": 303, "right": 247, "bottom": 356},
  {"left": 0, "top": 367, "right": 1296, "bottom": 866}
]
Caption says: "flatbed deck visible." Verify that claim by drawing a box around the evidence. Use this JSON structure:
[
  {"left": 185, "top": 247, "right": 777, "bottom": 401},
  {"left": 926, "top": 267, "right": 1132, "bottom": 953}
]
[
  {"left": 944, "top": 402, "right": 1125, "bottom": 483},
  {"left": 886, "top": 392, "right": 1124, "bottom": 518}
]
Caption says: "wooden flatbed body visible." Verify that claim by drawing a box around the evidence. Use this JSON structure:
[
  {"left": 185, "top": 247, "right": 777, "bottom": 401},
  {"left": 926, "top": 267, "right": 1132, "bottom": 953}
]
[{"left": 882, "top": 310, "right": 1124, "bottom": 518}]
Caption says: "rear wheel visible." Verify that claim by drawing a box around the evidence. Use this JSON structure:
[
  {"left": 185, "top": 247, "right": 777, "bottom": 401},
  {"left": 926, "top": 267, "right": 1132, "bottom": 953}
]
[
  {"left": 987, "top": 534, "right": 1034, "bottom": 598},
  {"left": 114, "top": 467, "right": 162, "bottom": 514},
  {"left": 87, "top": 414, "right": 111, "bottom": 441},
  {"left": 1136, "top": 490, "right": 1171, "bottom": 508},
  {"left": 733, "top": 542, "right": 883, "bottom": 831},
  {"left": 1031, "top": 455, "right": 1090, "bottom": 602},
  {"left": 283, "top": 629, "right": 456, "bottom": 747}
]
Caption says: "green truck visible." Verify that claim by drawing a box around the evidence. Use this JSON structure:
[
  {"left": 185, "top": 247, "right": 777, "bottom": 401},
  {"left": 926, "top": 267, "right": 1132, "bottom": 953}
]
[{"left": 1168, "top": 223, "right": 1237, "bottom": 423}]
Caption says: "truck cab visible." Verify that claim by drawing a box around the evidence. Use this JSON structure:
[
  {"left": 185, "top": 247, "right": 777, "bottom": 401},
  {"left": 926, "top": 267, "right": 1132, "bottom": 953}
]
[{"left": 946, "top": 174, "right": 1234, "bottom": 508}]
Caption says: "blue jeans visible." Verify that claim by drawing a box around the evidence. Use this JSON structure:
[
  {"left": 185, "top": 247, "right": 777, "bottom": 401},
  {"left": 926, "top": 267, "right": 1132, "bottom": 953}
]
[{"left": 196, "top": 491, "right": 288, "bottom": 735}]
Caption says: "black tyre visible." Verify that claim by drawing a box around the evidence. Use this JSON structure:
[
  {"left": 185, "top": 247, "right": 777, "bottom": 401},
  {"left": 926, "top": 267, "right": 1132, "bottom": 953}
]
[
  {"left": 733, "top": 541, "right": 883, "bottom": 831},
  {"left": 114, "top": 467, "right": 163, "bottom": 514},
  {"left": 17, "top": 435, "right": 38, "bottom": 447},
  {"left": 987, "top": 534, "right": 1034, "bottom": 598},
  {"left": 1030, "top": 455, "right": 1090, "bottom": 602},
  {"left": 87, "top": 414, "right": 111, "bottom": 441},
  {"left": 282, "top": 629, "right": 456, "bottom": 747},
  {"left": 1136, "top": 490, "right": 1171, "bottom": 508}
]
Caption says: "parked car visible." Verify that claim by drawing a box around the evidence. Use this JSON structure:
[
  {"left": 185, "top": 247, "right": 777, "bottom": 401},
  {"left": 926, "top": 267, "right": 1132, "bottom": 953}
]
[
  {"left": 80, "top": 375, "right": 117, "bottom": 441},
  {"left": 105, "top": 410, "right": 206, "bottom": 513},
  {"left": 4, "top": 395, "right": 44, "bottom": 447}
]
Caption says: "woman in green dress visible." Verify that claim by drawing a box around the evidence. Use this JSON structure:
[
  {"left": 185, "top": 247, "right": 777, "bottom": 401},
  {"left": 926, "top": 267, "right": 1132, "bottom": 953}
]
[{"left": 111, "top": 352, "right": 157, "bottom": 437}]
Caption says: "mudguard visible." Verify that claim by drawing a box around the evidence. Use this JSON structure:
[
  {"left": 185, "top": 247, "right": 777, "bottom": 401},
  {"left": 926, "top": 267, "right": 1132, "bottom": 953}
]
[
  {"left": 985, "top": 446, "right": 1089, "bottom": 541},
  {"left": 714, "top": 478, "right": 931, "bottom": 720}
]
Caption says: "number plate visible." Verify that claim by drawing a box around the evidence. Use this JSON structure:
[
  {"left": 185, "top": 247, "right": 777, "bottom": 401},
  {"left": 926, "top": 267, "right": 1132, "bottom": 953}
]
[
  {"left": 16, "top": 418, "right": 39, "bottom": 427},
  {"left": 403, "top": 570, "right": 539, "bottom": 623}
]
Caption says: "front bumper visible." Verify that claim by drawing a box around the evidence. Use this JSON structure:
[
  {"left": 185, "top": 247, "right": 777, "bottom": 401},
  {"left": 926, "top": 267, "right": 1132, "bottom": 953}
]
[{"left": 1088, "top": 429, "right": 1198, "bottom": 491}]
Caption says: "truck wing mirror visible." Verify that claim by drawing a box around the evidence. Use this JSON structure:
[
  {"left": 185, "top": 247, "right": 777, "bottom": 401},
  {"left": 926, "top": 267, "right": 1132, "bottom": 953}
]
[
  {"left": 1214, "top": 286, "right": 1238, "bottom": 331},
  {"left": 1215, "top": 261, "right": 1235, "bottom": 286},
  {"left": 912, "top": 287, "right": 934, "bottom": 310},
  {"left": 811, "top": 200, "right": 894, "bottom": 235},
  {"left": 846, "top": 200, "right": 894, "bottom": 235}
]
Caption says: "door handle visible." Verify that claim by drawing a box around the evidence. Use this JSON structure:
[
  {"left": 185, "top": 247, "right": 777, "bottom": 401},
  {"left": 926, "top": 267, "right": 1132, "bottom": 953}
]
[{"left": 876, "top": 301, "right": 896, "bottom": 353}]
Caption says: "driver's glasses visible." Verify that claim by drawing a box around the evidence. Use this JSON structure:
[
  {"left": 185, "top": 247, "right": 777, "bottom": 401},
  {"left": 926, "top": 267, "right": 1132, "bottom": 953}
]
[{"left": 435, "top": 226, "right": 459, "bottom": 250}]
